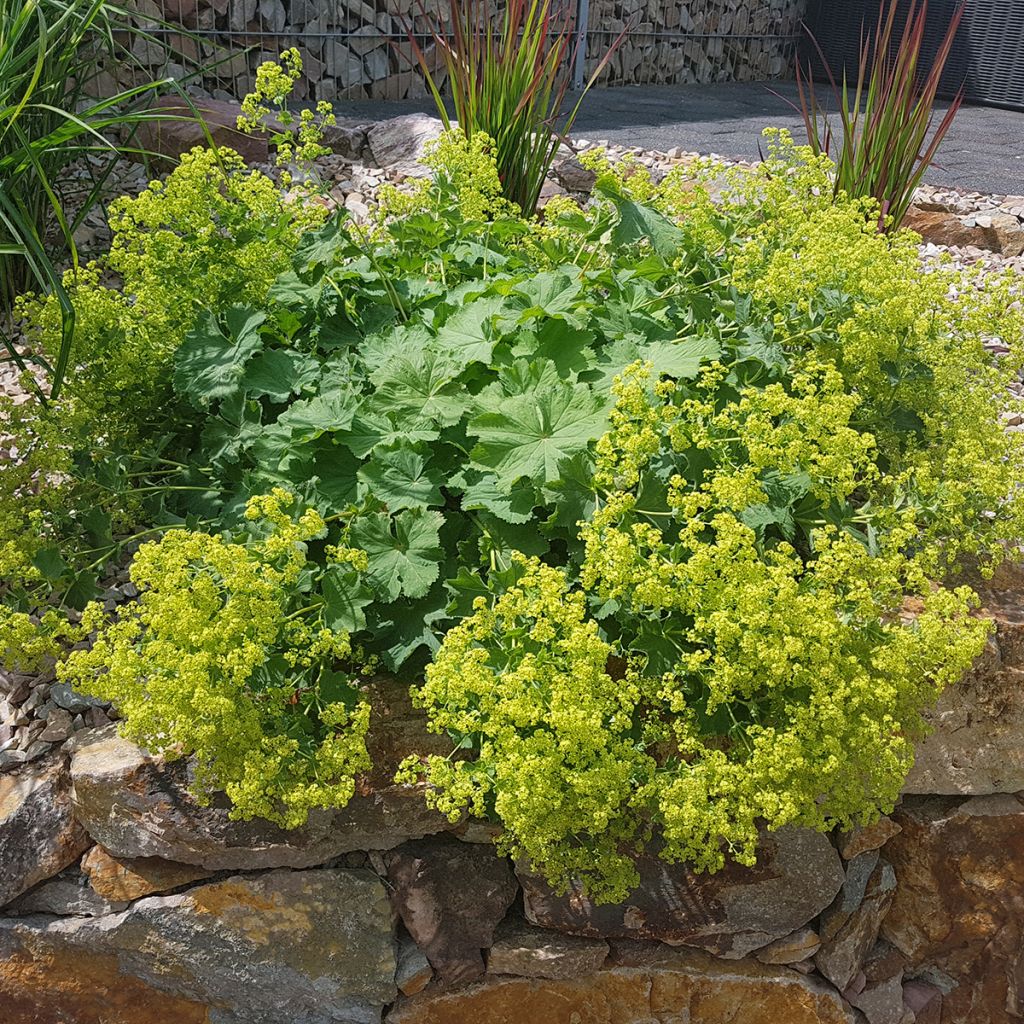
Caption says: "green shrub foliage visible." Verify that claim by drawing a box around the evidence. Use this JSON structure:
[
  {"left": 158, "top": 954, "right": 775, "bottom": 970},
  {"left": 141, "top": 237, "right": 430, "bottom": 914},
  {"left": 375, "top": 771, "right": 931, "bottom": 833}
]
[{"left": 3, "top": 131, "right": 1023, "bottom": 900}]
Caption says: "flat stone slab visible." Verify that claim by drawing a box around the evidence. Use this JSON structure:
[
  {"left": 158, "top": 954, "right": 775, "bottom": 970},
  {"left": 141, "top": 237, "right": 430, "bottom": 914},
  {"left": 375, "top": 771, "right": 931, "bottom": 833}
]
[{"left": 0, "top": 868, "right": 396, "bottom": 1024}]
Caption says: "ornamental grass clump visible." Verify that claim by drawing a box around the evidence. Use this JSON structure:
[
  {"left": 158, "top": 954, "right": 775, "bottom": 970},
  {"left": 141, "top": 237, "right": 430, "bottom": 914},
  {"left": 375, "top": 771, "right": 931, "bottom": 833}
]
[
  {"left": 2, "top": 126, "right": 1022, "bottom": 897},
  {"left": 404, "top": 0, "right": 624, "bottom": 214},
  {"left": 0, "top": 0, "right": 183, "bottom": 400},
  {"left": 795, "top": 0, "right": 965, "bottom": 230}
]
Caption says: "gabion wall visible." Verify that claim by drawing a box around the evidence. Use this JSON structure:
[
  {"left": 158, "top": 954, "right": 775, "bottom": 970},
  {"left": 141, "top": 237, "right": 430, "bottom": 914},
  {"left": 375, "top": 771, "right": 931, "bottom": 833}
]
[{"left": 134, "top": 0, "right": 807, "bottom": 102}]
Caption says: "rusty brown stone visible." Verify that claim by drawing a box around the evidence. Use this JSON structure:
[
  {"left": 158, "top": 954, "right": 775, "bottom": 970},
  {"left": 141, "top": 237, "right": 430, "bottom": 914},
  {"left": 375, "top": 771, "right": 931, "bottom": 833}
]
[
  {"left": 81, "top": 845, "right": 213, "bottom": 901},
  {"left": 0, "top": 867, "right": 396, "bottom": 1024},
  {"left": 385, "top": 836, "right": 518, "bottom": 987},
  {"left": 487, "top": 920, "right": 609, "bottom": 979},
  {"left": 903, "top": 207, "right": 1024, "bottom": 258},
  {"left": 0, "top": 942, "right": 211, "bottom": 1024},
  {"left": 136, "top": 99, "right": 269, "bottom": 164},
  {"left": 753, "top": 926, "right": 820, "bottom": 965},
  {"left": 518, "top": 828, "right": 843, "bottom": 959},
  {"left": 881, "top": 794, "right": 1024, "bottom": 1024},
  {"left": 70, "top": 678, "right": 452, "bottom": 870},
  {"left": 386, "top": 944, "right": 859, "bottom": 1024},
  {"left": 0, "top": 755, "right": 90, "bottom": 908},
  {"left": 838, "top": 817, "right": 903, "bottom": 860}
]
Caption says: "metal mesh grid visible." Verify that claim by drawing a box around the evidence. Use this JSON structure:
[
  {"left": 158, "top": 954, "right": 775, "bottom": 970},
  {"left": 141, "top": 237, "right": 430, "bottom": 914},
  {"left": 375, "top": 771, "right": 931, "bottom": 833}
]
[
  {"left": 132, "top": 0, "right": 805, "bottom": 101},
  {"left": 800, "top": 0, "right": 1024, "bottom": 112}
]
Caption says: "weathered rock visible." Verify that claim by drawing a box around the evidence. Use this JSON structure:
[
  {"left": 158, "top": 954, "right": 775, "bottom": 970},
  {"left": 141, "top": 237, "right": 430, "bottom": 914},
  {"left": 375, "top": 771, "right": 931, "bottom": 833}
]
[
  {"left": 397, "top": 934, "right": 434, "bottom": 996},
  {"left": 81, "top": 845, "right": 213, "bottom": 901},
  {"left": 8, "top": 870, "right": 126, "bottom": 917},
  {"left": 843, "top": 942, "right": 908, "bottom": 1024},
  {"left": 367, "top": 113, "right": 444, "bottom": 175},
  {"left": 903, "top": 637, "right": 1024, "bottom": 795},
  {"left": 387, "top": 944, "right": 860, "bottom": 1024},
  {"left": 385, "top": 836, "right": 518, "bottom": 986},
  {"left": 0, "top": 868, "right": 396, "bottom": 1024},
  {"left": 816, "top": 853, "right": 898, "bottom": 990},
  {"left": 846, "top": 974, "right": 907, "bottom": 1024},
  {"left": 70, "top": 678, "right": 452, "bottom": 869},
  {"left": 519, "top": 828, "right": 844, "bottom": 959},
  {"left": 754, "top": 926, "right": 820, "bottom": 965},
  {"left": 903, "top": 207, "right": 1024, "bottom": 257},
  {"left": 0, "top": 756, "right": 90, "bottom": 908},
  {"left": 838, "top": 817, "right": 902, "bottom": 860},
  {"left": 902, "top": 979, "right": 943, "bottom": 1024},
  {"left": 136, "top": 99, "right": 269, "bottom": 163},
  {"left": 487, "top": 920, "right": 609, "bottom": 979},
  {"left": 552, "top": 156, "right": 597, "bottom": 192},
  {"left": 882, "top": 794, "right": 1024, "bottom": 1023},
  {"left": 323, "top": 118, "right": 371, "bottom": 161}
]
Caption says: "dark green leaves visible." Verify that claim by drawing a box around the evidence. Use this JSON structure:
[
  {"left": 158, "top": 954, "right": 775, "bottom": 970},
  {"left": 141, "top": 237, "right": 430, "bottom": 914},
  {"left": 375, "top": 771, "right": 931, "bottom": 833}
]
[
  {"left": 351, "top": 508, "right": 445, "bottom": 601},
  {"left": 597, "top": 180, "right": 686, "bottom": 258},
  {"left": 174, "top": 307, "right": 266, "bottom": 406},
  {"left": 358, "top": 446, "right": 445, "bottom": 511},
  {"left": 468, "top": 375, "right": 608, "bottom": 489}
]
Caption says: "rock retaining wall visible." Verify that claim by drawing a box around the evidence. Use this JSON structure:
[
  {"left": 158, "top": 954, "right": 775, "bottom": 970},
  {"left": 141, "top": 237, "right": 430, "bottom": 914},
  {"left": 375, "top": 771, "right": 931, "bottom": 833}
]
[
  {"left": 3, "top": 563, "right": 1024, "bottom": 1023},
  {"left": 130, "top": 0, "right": 806, "bottom": 102}
]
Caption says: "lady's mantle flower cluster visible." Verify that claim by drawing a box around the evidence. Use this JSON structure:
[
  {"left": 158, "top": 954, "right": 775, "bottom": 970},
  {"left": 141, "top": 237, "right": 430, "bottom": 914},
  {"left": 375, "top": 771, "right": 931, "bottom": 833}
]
[
  {"left": 409, "top": 361, "right": 992, "bottom": 901},
  {"left": 60, "top": 490, "right": 371, "bottom": 828}
]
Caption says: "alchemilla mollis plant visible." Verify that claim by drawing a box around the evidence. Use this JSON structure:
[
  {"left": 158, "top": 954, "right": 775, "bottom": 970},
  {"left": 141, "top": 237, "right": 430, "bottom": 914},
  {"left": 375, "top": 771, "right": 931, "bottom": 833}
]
[{"left": 2, "top": 58, "right": 1022, "bottom": 901}]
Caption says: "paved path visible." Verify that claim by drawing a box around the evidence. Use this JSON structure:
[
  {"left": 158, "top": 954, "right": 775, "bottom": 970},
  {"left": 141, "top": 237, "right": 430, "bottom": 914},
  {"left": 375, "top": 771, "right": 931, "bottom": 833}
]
[{"left": 340, "top": 80, "right": 1024, "bottom": 195}]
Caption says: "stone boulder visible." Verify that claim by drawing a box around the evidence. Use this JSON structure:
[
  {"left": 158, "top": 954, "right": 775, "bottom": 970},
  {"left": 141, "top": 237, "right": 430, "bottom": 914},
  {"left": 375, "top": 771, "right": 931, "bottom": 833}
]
[
  {"left": 815, "top": 853, "right": 897, "bottom": 991},
  {"left": 903, "top": 207, "right": 1024, "bottom": 257},
  {"left": 903, "top": 639, "right": 1024, "bottom": 796},
  {"left": 387, "top": 944, "right": 860, "bottom": 1024},
  {"left": 0, "top": 868, "right": 396, "bottom": 1024},
  {"left": 136, "top": 99, "right": 269, "bottom": 164},
  {"left": 0, "top": 756, "right": 90, "bottom": 908},
  {"left": 367, "top": 114, "right": 445, "bottom": 176},
  {"left": 487, "top": 920, "right": 609, "bottom": 980},
  {"left": 69, "top": 677, "right": 452, "bottom": 869},
  {"left": 518, "top": 828, "right": 844, "bottom": 959},
  {"left": 385, "top": 836, "right": 518, "bottom": 986},
  {"left": 81, "top": 845, "right": 212, "bottom": 901},
  {"left": 881, "top": 793, "right": 1024, "bottom": 1023}
]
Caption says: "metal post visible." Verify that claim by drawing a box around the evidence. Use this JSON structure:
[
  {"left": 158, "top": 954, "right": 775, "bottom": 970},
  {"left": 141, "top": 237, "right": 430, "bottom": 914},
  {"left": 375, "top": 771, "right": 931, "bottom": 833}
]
[{"left": 572, "top": 0, "right": 590, "bottom": 91}]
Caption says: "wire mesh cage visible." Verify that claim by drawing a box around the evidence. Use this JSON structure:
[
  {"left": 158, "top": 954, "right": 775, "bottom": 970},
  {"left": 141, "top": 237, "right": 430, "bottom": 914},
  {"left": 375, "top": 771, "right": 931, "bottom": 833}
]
[{"left": 130, "top": 0, "right": 805, "bottom": 102}]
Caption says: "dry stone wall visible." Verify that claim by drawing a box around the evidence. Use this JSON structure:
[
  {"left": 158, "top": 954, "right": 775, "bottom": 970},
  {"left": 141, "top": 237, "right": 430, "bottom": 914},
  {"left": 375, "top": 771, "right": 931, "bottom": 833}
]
[
  {"left": 130, "top": 0, "right": 807, "bottom": 102},
  {"left": 4, "top": 561, "right": 1024, "bottom": 1022}
]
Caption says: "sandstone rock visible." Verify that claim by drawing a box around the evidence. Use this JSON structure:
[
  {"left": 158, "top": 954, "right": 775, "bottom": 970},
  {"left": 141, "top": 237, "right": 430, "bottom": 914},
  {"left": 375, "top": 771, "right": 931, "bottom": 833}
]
[
  {"left": 882, "top": 794, "right": 1024, "bottom": 1023},
  {"left": 367, "top": 114, "right": 444, "bottom": 176},
  {"left": 552, "top": 156, "right": 597, "bottom": 192},
  {"left": 487, "top": 920, "right": 609, "bottom": 979},
  {"left": 902, "top": 979, "right": 943, "bottom": 1024},
  {"left": 0, "top": 868, "right": 396, "bottom": 1024},
  {"left": 754, "top": 926, "right": 820, "bottom": 965},
  {"left": 838, "top": 816, "right": 902, "bottom": 860},
  {"left": 0, "top": 756, "right": 90, "bottom": 908},
  {"left": 519, "top": 828, "right": 843, "bottom": 959},
  {"left": 9, "top": 870, "right": 126, "bottom": 917},
  {"left": 387, "top": 944, "right": 860, "bottom": 1024},
  {"left": 385, "top": 836, "right": 518, "bottom": 986},
  {"left": 81, "top": 845, "right": 212, "bottom": 901},
  {"left": 903, "top": 207, "right": 1024, "bottom": 258},
  {"left": 136, "top": 99, "right": 270, "bottom": 164},
  {"left": 397, "top": 934, "right": 433, "bottom": 996},
  {"left": 70, "top": 679, "right": 451, "bottom": 869},
  {"left": 903, "top": 636, "right": 1024, "bottom": 795},
  {"left": 816, "top": 853, "right": 898, "bottom": 990},
  {"left": 843, "top": 942, "right": 908, "bottom": 1024}
]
